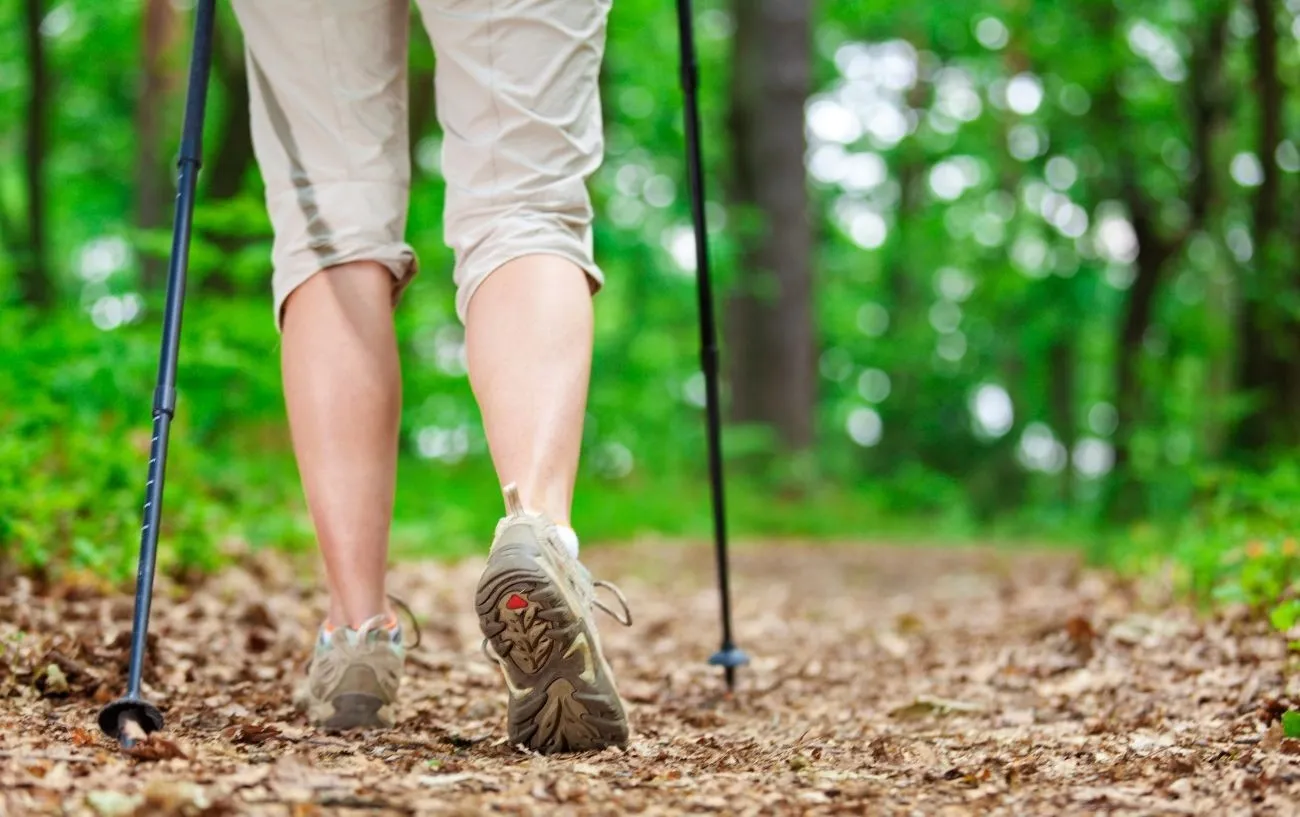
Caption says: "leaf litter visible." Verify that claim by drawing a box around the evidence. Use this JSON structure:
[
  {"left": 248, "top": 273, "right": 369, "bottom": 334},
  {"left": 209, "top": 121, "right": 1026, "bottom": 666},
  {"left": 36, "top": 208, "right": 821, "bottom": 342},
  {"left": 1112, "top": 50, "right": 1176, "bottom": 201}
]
[{"left": 1, "top": 541, "right": 1298, "bottom": 815}]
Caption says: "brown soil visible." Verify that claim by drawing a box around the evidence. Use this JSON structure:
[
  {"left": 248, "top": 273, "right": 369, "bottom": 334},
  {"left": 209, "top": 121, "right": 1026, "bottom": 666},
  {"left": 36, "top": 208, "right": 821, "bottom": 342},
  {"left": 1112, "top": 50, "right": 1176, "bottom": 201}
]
[{"left": 1, "top": 541, "right": 1297, "bottom": 815}]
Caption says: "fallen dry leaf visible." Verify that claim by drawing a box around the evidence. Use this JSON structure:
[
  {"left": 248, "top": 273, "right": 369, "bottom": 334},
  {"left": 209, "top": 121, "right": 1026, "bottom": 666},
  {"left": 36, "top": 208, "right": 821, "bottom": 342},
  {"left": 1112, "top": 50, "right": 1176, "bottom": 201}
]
[
  {"left": 418, "top": 772, "right": 478, "bottom": 788},
  {"left": 1262, "top": 722, "right": 1285, "bottom": 751},
  {"left": 220, "top": 722, "right": 280, "bottom": 746},
  {"left": 138, "top": 779, "right": 223, "bottom": 817},
  {"left": 889, "top": 695, "right": 985, "bottom": 719},
  {"left": 69, "top": 727, "right": 99, "bottom": 748},
  {"left": 85, "top": 791, "right": 142, "bottom": 817},
  {"left": 0, "top": 542, "right": 1294, "bottom": 815},
  {"left": 1065, "top": 615, "right": 1097, "bottom": 659},
  {"left": 125, "top": 734, "right": 189, "bottom": 762}
]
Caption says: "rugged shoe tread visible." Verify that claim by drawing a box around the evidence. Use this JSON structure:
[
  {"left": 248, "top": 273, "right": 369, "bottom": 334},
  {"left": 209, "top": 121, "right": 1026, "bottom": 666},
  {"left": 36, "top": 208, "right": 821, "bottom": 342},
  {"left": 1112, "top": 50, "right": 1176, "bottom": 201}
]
[{"left": 477, "top": 530, "right": 628, "bottom": 754}]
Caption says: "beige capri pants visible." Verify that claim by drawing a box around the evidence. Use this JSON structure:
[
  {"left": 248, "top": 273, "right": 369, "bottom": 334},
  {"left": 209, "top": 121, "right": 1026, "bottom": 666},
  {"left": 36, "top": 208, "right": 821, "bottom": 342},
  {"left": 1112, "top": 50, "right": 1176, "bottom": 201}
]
[{"left": 231, "top": 0, "right": 610, "bottom": 328}]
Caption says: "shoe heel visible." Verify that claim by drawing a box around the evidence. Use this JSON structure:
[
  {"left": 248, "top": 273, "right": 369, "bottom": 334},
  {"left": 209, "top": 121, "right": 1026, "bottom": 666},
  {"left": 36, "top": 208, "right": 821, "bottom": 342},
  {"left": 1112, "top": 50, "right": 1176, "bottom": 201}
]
[{"left": 321, "top": 692, "right": 387, "bottom": 731}]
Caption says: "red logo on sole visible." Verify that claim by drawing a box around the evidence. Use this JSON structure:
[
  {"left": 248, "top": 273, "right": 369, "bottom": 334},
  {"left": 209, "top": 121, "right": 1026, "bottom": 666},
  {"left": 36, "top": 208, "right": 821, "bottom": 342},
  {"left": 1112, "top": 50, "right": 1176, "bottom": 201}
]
[{"left": 505, "top": 593, "right": 528, "bottom": 610}]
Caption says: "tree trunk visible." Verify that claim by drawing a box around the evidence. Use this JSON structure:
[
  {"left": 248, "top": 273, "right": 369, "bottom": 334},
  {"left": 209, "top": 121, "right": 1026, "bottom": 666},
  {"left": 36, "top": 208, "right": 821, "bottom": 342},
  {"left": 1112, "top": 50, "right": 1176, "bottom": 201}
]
[
  {"left": 1233, "top": 0, "right": 1294, "bottom": 454},
  {"left": 136, "top": 0, "right": 180, "bottom": 289},
  {"left": 1048, "top": 336, "right": 1076, "bottom": 504},
  {"left": 724, "top": 0, "right": 815, "bottom": 452},
  {"left": 20, "top": 0, "right": 51, "bottom": 308},
  {"left": 187, "top": 18, "right": 253, "bottom": 296},
  {"left": 1110, "top": 215, "right": 1168, "bottom": 497},
  {"left": 1101, "top": 6, "right": 1227, "bottom": 517},
  {"left": 207, "top": 17, "right": 254, "bottom": 201},
  {"left": 877, "top": 137, "right": 926, "bottom": 469}
]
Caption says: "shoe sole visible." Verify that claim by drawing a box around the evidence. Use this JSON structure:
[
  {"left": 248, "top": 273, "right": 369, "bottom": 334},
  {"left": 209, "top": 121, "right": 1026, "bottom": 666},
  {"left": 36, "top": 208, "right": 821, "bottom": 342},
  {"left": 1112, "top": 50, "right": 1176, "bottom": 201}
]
[
  {"left": 476, "top": 530, "right": 628, "bottom": 754},
  {"left": 306, "top": 692, "right": 395, "bottom": 732}
]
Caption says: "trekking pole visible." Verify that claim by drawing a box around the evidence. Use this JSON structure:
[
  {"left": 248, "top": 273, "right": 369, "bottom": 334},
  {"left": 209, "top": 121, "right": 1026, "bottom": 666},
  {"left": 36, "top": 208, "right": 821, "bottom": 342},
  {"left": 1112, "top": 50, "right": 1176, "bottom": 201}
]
[
  {"left": 97, "top": 0, "right": 216, "bottom": 747},
  {"left": 672, "top": 0, "right": 749, "bottom": 691}
]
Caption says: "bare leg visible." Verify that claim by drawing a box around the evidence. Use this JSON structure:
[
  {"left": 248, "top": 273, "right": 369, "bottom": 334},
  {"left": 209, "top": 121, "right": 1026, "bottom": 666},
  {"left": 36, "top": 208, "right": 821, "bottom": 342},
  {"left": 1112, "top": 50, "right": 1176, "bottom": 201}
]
[
  {"left": 468, "top": 255, "right": 631, "bottom": 754},
  {"left": 281, "top": 261, "right": 400, "bottom": 628},
  {"left": 466, "top": 254, "right": 594, "bottom": 526}
]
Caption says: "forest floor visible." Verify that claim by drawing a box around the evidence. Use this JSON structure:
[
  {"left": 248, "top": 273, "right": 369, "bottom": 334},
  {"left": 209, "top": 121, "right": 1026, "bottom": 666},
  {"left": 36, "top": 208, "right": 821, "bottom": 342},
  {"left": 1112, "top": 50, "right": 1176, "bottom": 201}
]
[{"left": 1, "top": 539, "right": 1298, "bottom": 816}]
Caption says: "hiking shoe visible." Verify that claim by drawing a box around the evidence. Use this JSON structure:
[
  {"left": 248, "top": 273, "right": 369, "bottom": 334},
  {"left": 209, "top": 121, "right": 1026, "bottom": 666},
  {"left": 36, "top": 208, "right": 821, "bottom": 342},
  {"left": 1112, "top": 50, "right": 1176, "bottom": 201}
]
[
  {"left": 295, "top": 614, "right": 405, "bottom": 730},
  {"left": 476, "top": 485, "right": 632, "bottom": 754}
]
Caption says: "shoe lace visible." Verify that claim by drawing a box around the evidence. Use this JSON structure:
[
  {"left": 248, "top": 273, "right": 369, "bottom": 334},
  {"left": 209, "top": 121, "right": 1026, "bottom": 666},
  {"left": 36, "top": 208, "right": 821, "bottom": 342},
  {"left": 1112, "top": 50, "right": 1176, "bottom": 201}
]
[
  {"left": 387, "top": 594, "right": 422, "bottom": 649},
  {"left": 592, "top": 579, "right": 633, "bottom": 627}
]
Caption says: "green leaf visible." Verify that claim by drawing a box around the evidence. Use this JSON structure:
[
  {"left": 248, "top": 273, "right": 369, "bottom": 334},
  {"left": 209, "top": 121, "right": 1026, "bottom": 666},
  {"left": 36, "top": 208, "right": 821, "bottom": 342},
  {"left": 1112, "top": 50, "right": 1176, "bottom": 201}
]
[
  {"left": 1270, "top": 600, "right": 1300, "bottom": 633},
  {"left": 1283, "top": 710, "right": 1300, "bottom": 739}
]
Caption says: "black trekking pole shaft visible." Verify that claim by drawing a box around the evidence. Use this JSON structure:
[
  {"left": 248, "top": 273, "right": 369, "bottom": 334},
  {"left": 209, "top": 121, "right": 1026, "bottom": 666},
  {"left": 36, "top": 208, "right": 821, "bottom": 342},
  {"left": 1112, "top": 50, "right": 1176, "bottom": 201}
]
[
  {"left": 674, "top": 0, "right": 747, "bottom": 690},
  {"left": 100, "top": 0, "right": 215, "bottom": 744},
  {"left": 126, "top": 0, "right": 214, "bottom": 696}
]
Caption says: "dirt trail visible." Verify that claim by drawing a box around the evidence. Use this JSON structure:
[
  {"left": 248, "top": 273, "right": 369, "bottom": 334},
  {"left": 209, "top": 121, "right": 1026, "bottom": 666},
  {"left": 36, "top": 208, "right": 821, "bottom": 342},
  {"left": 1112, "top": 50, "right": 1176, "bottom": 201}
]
[{"left": 1, "top": 540, "right": 1297, "bottom": 815}]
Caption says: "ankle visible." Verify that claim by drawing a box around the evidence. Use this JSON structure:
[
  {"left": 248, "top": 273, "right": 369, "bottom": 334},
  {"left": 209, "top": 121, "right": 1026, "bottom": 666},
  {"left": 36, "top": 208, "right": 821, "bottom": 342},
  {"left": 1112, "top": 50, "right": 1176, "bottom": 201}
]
[
  {"left": 503, "top": 482, "right": 573, "bottom": 526},
  {"left": 324, "top": 608, "right": 397, "bottom": 632}
]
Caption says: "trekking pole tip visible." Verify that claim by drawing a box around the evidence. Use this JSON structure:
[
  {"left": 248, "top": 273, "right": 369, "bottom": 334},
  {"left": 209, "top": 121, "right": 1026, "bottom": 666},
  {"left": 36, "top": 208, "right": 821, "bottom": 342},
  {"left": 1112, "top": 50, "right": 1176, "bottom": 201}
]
[
  {"left": 709, "top": 645, "right": 750, "bottom": 692},
  {"left": 98, "top": 697, "right": 165, "bottom": 747}
]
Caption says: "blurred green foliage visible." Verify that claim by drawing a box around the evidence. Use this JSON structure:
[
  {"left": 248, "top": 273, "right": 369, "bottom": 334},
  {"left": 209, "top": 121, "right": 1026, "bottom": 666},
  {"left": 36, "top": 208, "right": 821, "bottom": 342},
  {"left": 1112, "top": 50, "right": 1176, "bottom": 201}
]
[
  {"left": 1284, "top": 709, "right": 1300, "bottom": 738},
  {"left": 0, "top": 0, "right": 1297, "bottom": 635},
  {"left": 1106, "top": 459, "right": 1300, "bottom": 636},
  {"left": 0, "top": 296, "right": 989, "bottom": 586}
]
